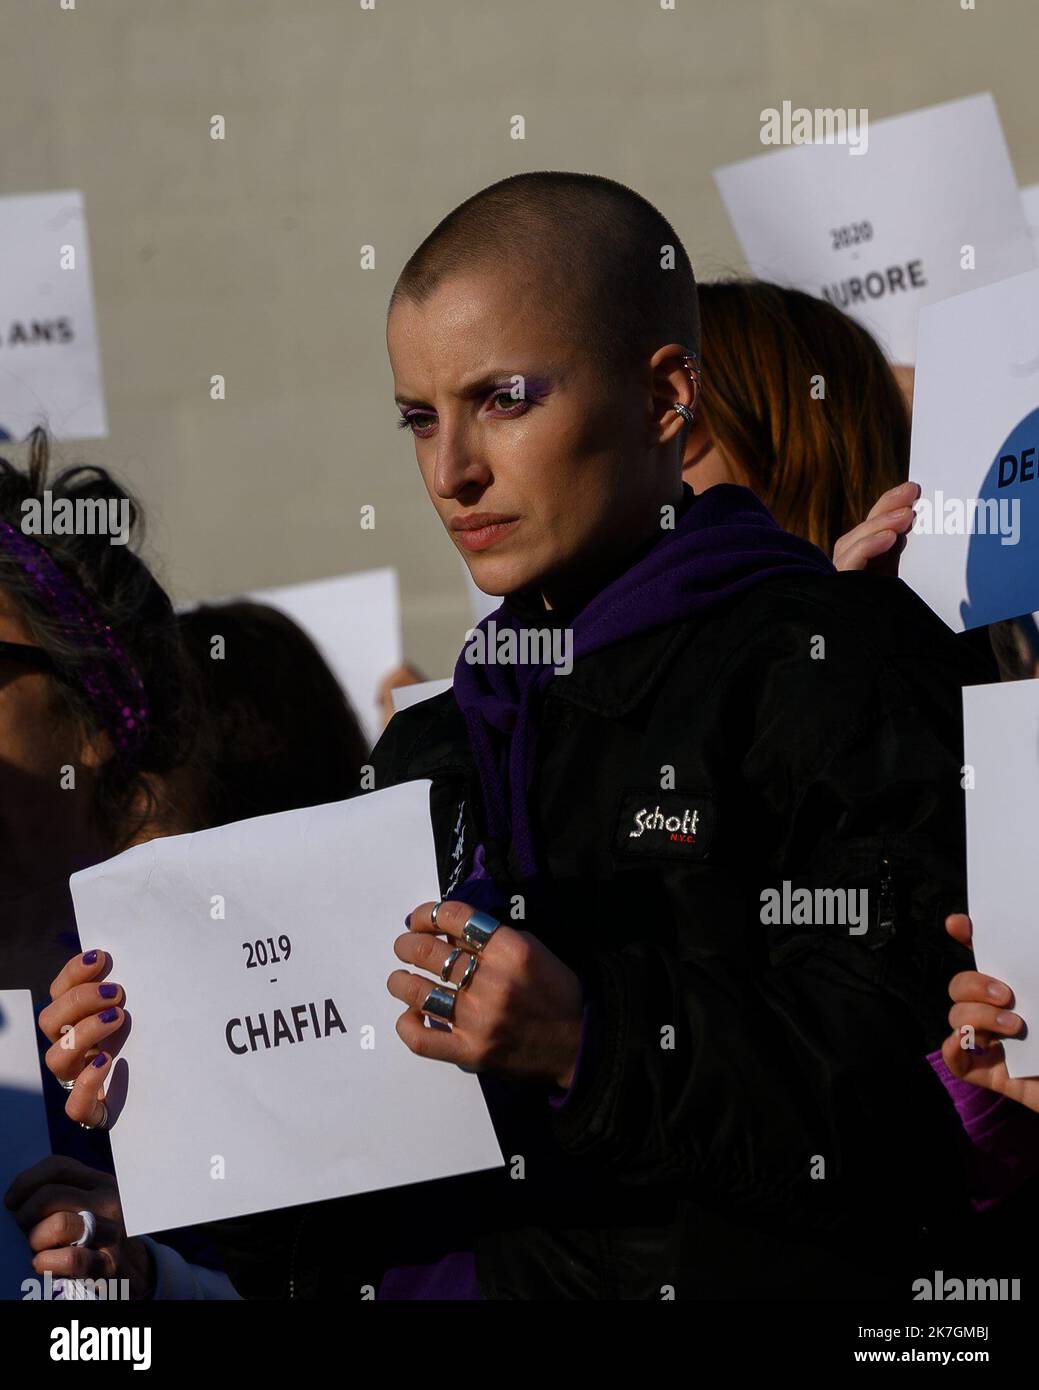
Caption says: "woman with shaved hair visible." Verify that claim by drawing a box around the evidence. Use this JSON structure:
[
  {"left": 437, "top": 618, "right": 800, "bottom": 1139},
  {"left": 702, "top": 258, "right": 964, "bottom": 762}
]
[{"left": 44, "top": 172, "right": 997, "bottom": 1301}]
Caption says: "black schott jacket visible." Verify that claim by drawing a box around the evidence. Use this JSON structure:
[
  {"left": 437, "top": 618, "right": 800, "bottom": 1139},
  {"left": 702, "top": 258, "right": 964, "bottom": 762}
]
[{"left": 209, "top": 571, "right": 1000, "bottom": 1301}]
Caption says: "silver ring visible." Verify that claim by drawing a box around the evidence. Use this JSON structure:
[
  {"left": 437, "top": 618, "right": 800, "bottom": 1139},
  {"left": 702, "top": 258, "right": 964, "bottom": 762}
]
[
  {"left": 458, "top": 954, "right": 480, "bottom": 991},
  {"left": 441, "top": 948, "right": 462, "bottom": 982},
  {"left": 78, "top": 1101, "right": 108, "bottom": 1132},
  {"left": 420, "top": 985, "right": 457, "bottom": 1023},
  {"left": 462, "top": 910, "right": 500, "bottom": 954},
  {"left": 431, "top": 900, "right": 445, "bottom": 929},
  {"left": 58, "top": 1078, "right": 75, "bottom": 1092},
  {"left": 71, "top": 1210, "right": 96, "bottom": 1248}
]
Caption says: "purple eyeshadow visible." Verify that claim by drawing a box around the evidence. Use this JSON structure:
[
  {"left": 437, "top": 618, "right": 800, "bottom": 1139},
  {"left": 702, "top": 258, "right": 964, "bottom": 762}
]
[{"left": 493, "top": 376, "right": 553, "bottom": 401}]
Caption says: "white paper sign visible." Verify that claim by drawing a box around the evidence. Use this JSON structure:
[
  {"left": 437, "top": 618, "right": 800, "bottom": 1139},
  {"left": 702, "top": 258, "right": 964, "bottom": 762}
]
[
  {"left": 0, "top": 191, "right": 107, "bottom": 440},
  {"left": 1022, "top": 184, "right": 1039, "bottom": 260},
  {"left": 0, "top": 990, "right": 51, "bottom": 1299},
  {"left": 391, "top": 678, "right": 453, "bottom": 714},
  {"left": 900, "top": 266, "right": 1039, "bottom": 631},
  {"left": 963, "top": 680, "right": 1039, "bottom": 1078},
  {"left": 246, "top": 567, "right": 402, "bottom": 750},
  {"left": 69, "top": 781, "right": 502, "bottom": 1237},
  {"left": 714, "top": 94, "right": 1036, "bottom": 364}
]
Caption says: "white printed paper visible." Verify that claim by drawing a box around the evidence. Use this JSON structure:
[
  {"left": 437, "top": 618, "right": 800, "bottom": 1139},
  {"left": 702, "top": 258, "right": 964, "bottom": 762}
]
[
  {"left": 900, "top": 267, "right": 1039, "bottom": 631},
  {"left": 247, "top": 567, "right": 402, "bottom": 749},
  {"left": 715, "top": 94, "right": 1035, "bottom": 363},
  {"left": 0, "top": 191, "right": 107, "bottom": 440},
  {"left": 963, "top": 680, "right": 1039, "bottom": 1078},
  {"left": 69, "top": 781, "right": 502, "bottom": 1237},
  {"left": 391, "top": 678, "right": 453, "bottom": 714},
  {"left": 0, "top": 990, "right": 51, "bottom": 1299}
]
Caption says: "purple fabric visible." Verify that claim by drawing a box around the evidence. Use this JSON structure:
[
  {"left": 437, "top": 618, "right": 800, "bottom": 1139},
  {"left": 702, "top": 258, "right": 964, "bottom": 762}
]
[
  {"left": 0, "top": 519, "right": 149, "bottom": 763},
  {"left": 377, "top": 1250, "right": 481, "bottom": 1301},
  {"left": 549, "top": 1004, "right": 592, "bottom": 1110},
  {"left": 927, "top": 1050, "right": 1039, "bottom": 1211},
  {"left": 452, "top": 484, "right": 835, "bottom": 880}
]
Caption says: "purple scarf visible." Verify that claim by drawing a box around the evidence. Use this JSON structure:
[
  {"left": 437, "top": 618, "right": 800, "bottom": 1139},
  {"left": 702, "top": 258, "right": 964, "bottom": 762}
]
[{"left": 452, "top": 484, "right": 835, "bottom": 880}]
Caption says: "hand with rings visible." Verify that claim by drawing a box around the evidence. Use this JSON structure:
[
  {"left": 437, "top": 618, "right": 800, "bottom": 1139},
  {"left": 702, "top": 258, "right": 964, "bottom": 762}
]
[
  {"left": 37, "top": 949, "right": 127, "bottom": 1131},
  {"left": 389, "top": 899, "right": 584, "bottom": 1089},
  {"left": 3, "top": 1157, "right": 155, "bottom": 1299}
]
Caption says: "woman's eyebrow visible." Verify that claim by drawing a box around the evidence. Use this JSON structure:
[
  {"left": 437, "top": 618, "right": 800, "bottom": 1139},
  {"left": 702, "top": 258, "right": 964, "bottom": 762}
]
[
  {"left": 457, "top": 369, "right": 563, "bottom": 399},
  {"left": 395, "top": 370, "right": 563, "bottom": 409}
]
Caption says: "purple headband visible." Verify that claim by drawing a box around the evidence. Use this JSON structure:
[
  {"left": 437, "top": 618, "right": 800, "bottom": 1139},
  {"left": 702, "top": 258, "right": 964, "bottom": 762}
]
[{"left": 0, "top": 520, "right": 149, "bottom": 764}]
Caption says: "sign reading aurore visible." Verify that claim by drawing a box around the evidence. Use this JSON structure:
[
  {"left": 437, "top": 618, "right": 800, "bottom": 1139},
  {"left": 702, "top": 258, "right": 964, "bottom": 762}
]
[{"left": 714, "top": 93, "right": 1035, "bottom": 363}]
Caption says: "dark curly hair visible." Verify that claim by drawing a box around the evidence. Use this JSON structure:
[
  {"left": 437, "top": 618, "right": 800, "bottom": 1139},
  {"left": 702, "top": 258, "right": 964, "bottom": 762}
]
[{"left": 0, "top": 428, "right": 196, "bottom": 848}]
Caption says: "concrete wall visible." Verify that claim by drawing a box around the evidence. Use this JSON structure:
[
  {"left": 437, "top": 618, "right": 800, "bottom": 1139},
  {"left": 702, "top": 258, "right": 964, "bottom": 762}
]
[{"left": 5, "top": 0, "right": 1037, "bottom": 676}]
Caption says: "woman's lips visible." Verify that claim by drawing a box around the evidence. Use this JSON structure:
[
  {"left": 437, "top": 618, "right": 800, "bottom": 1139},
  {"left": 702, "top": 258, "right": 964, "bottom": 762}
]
[{"left": 452, "top": 518, "right": 519, "bottom": 552}]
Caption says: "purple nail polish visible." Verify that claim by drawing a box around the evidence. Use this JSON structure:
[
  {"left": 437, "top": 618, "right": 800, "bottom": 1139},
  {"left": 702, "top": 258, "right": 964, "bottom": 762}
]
[
  {"left": 97, "top": 1008, "right": 118, "bottom": 1024},
  {"left": 82, "top": 950, "right": 98, "bottom": 966},
  {"left": 91, "top": 1053, "right": 107, "bottom": 1068},
  {"left": 98, "top": 983, "right": 118, "bottom": 999},
  {"left": 405, "top": 914, "right": 411, "bottom": 928}
]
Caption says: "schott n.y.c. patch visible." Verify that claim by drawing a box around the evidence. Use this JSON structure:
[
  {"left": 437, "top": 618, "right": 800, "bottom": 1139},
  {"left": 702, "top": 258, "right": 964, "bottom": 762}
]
[{"left": 613, "top": 790, "right": 716, "bottom": 861}]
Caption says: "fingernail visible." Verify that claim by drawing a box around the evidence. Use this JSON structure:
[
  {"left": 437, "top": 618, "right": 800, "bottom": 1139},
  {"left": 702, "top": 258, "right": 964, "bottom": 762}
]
[
  {"left": 996, "top": 1012, "right": 1019, "bottom": 1030},
  {"left": 405, "top": 914, "right": 411, "bottom": 928},
  {"left": 91, "top": 1052, "right": 108, "bottom": 1068},
  {"left": 987, "top": 983, "right": 1009, "bottom": 1001},
  {"left": 82, "top": 950, "right": 98, "bottom": 966},
  {"left": 97, "top": 1008, "right": 118, "bottom": 1024},
  {"left": 98, "top": 983, "right": 118, "bottom": 999}
]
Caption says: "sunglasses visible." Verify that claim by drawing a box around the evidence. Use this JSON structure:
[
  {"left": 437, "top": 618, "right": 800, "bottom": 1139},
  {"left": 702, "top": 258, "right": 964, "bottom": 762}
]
[{"left": 0, "top": 640, "right": 60, "bottom": 675}]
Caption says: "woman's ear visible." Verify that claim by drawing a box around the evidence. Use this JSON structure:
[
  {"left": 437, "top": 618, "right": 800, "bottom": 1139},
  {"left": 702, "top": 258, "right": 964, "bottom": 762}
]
[
  {"left": 77, "top": 724, "right": 113, "bottom": 771},
  {"left": 648, "top": 343, "right": 697, "bottom": 448}
]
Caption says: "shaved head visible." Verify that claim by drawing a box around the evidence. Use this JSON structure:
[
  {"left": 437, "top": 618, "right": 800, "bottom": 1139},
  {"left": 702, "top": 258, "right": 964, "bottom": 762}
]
[{"left": 390, "top": 171, "right": 700, "bottom": 372}]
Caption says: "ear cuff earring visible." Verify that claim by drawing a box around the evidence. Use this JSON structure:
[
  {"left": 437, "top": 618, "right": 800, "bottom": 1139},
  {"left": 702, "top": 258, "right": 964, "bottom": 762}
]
[{"left": 672, "top": 351, "right": 702, "bottom": 425}]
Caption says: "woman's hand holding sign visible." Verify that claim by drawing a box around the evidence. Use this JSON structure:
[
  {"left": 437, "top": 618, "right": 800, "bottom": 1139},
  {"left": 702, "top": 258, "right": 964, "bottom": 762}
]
[
  {"left": 390, "top": 900, "right": 584, "bottom": 1090},
  {"left": 38, "top": 949, "right": 125, "bottom": 1130},
  {"left": 832, "top": 480, "right": 920, "bottom": 575},
  {"left": 941, "top": 912, "right": 1039, "bottom": 1114}
]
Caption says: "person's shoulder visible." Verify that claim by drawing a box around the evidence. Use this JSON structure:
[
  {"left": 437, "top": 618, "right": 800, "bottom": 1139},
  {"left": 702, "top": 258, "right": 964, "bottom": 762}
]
[
  {"left": 670, "top": 569, "right": 995, "bottom": 725},
  {"left": 717, "top": 570, "right": 984, "bottom": 673},
  {"left": 368, "top": 687, "right": 468, "bottom": 785}
]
